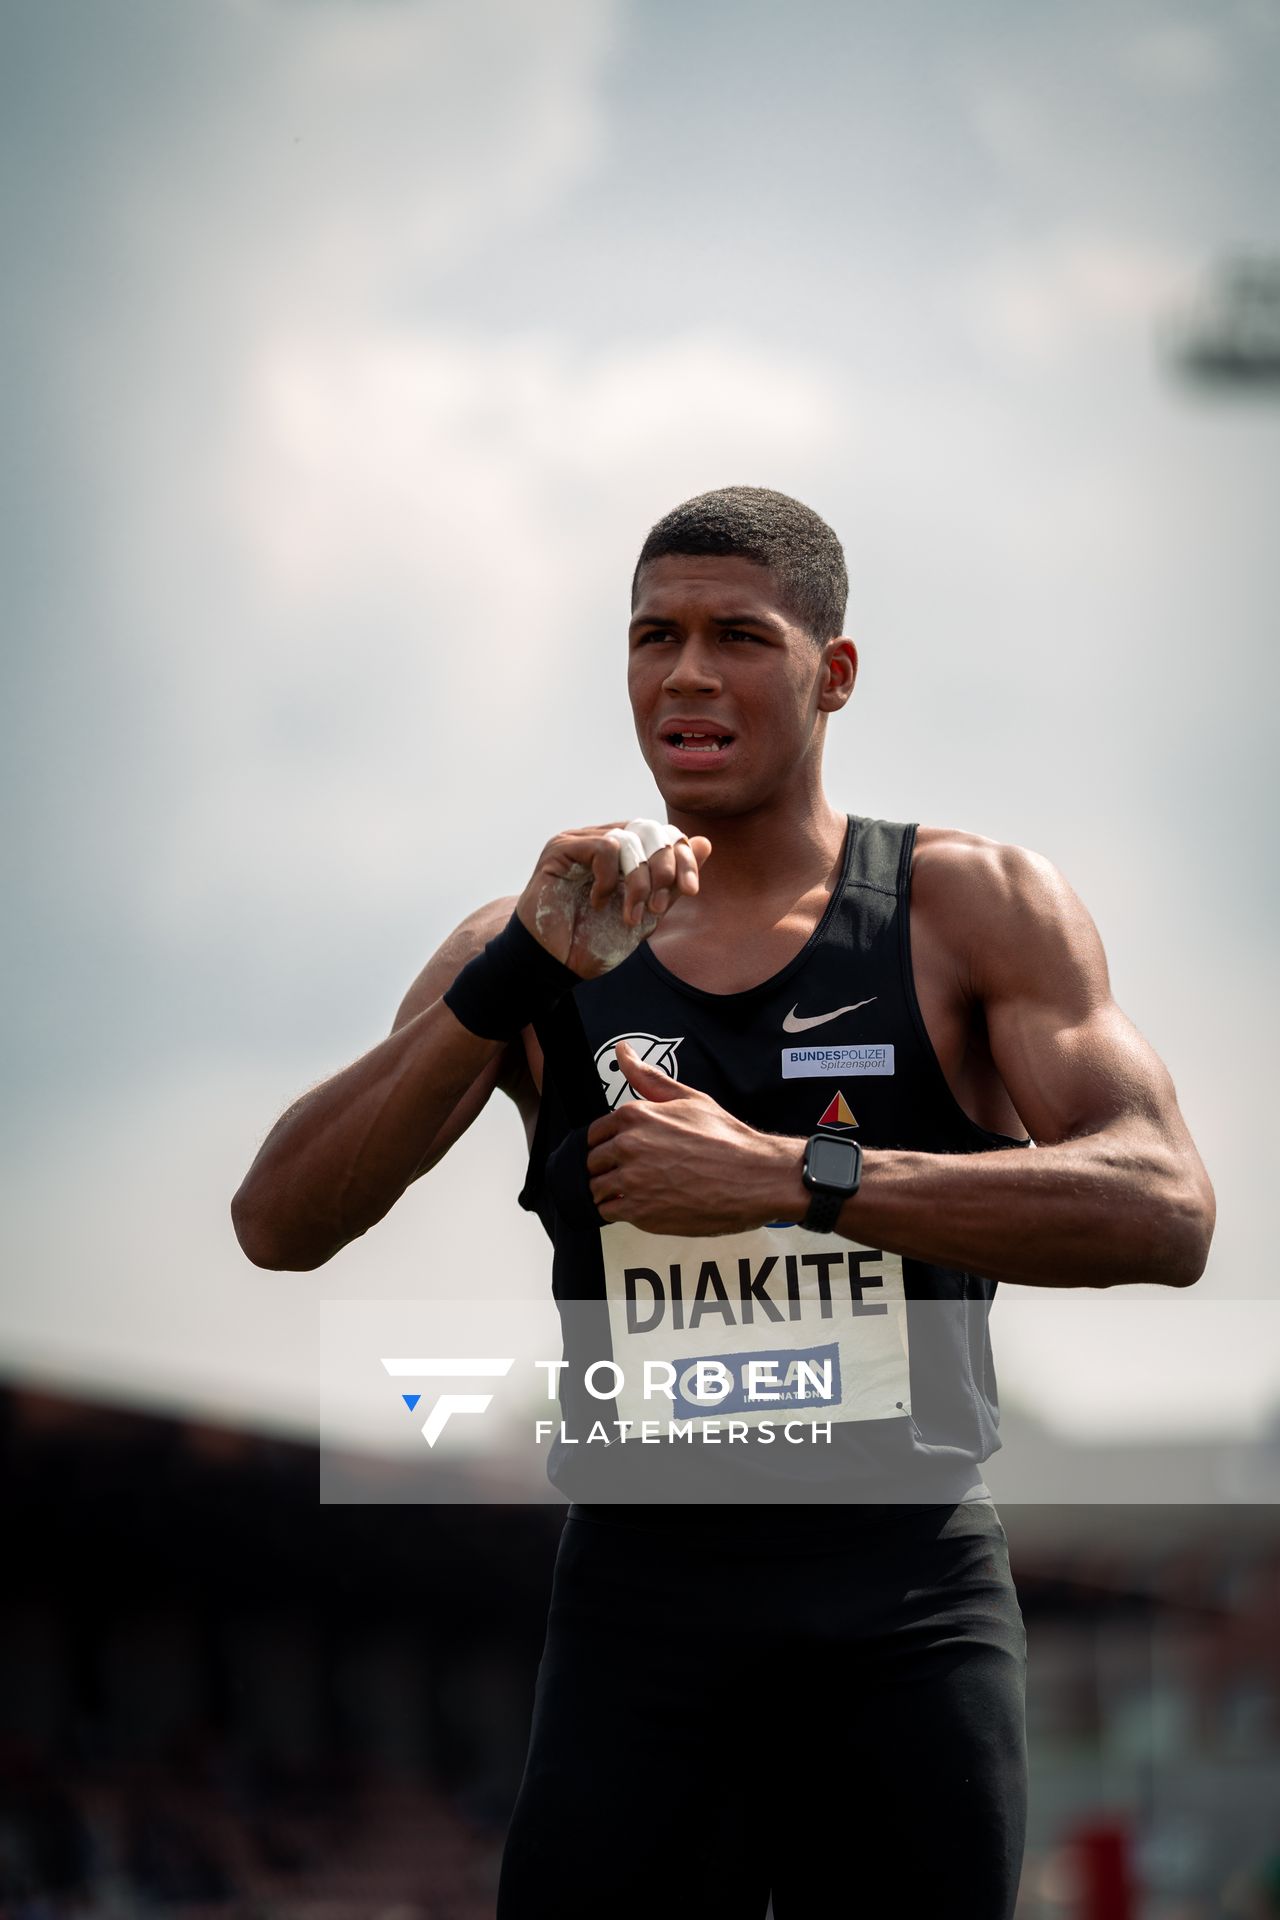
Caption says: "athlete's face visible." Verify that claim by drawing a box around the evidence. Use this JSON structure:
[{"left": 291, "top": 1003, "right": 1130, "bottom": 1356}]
[{"left": 627, "top": 554, "right": 856, "bottom": 820}]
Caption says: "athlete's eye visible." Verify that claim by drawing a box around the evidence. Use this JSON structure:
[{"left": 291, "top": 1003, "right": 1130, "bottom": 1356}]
[
  {"left": 633, "top": 629, "right": 674, "bottom": 646},
  {"left": 724, "top": 629, "right": 763, "bottom": 643}
]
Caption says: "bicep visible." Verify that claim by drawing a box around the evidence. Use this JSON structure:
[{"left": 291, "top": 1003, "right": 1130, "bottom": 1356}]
[
  {"left": 974, "top": 850, "right": 1185, "bottom": 1149},
  {"left": 391, "top": 896, "right": 530, "bottom": 1180},
  {"left": 990, "top": 993, "right": 1183, "bottom": 1149}
]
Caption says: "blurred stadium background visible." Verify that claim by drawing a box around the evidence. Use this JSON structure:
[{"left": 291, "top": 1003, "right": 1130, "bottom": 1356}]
[{"left": 3, "top": 0, "right": 1278, "bottom": 1914}]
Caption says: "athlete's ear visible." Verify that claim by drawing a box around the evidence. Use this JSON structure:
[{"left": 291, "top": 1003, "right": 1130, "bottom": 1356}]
[
  {"left": 818, "top": 637, "right": 857, "bottom": 714},
  {"left": 616, "top": 1040, "right": 689, "bottom": 1102}
]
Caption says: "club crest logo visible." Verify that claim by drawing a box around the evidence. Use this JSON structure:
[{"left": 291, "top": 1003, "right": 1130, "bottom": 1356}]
[{"left": 595, "top": 1032, "right": 682, "bottom": 1109}]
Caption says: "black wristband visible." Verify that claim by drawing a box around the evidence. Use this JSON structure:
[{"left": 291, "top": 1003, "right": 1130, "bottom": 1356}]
[{"left": 443, "top": 911, "right": 581, "bottom": 1041}]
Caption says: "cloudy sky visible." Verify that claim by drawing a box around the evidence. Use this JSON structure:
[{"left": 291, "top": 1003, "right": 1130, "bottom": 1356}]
[{"left": 3, "top": 0, "right": 1278, "bottom": 1450}]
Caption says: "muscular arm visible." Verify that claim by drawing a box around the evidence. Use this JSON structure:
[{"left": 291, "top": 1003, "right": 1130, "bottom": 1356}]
[
  {"left": 817, "top": 842, "right": 1217, "bottom": 1286},
  {"left": 588, "top": 840, "right": 1216, "bottom": 1289},
  {"left": 230, "top": 899, "right": 524, "bottom": 1271},
  {"left": 231, "top": 818, "right": 710, "bottom": 1272}
]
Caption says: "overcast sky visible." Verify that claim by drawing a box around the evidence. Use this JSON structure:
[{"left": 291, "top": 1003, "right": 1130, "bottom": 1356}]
[{"left": 3, "top": 0, "right": 1278, "bottom": 1449}]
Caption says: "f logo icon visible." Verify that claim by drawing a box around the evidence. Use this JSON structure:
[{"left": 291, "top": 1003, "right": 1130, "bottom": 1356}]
[{"left": 381, "top": 1356, "right": 515, "bottom": 1446}]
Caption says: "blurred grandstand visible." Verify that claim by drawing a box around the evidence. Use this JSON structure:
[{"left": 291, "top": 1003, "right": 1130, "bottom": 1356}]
[
  {"left": 1165, "top": 256, "right": 1280, "bottom": 390},
  {"left": 2, "top": 1382, "right": 1278, "bottom": 1918}
]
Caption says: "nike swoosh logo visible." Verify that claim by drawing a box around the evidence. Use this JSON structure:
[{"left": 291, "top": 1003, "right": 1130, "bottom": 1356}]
[{"left": 782, "top": 997, "right": 877, "bottom": 1034}]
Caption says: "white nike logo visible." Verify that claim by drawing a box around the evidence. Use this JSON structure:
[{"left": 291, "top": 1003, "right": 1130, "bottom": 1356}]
[{"left": 782, "top": 997, "right": 877, "bottom": 1034}]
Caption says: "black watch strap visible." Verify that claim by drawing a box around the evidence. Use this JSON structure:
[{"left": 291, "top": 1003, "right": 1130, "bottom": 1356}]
[
  {"left": 802, "top": 1186, "right": 847, "bottom": 1233},
  {"left": 801, "top": 1135, "right": 863, "bottom": 1234}
]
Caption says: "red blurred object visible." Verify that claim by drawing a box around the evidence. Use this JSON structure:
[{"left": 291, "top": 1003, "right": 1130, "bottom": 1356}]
[{"left": 1071, "top": 1820, "right": 1136, "bottom": 1920}]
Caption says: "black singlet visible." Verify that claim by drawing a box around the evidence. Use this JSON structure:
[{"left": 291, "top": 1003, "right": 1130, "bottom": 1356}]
[{"left": 518, "top": 814, "right": 1030, "bottom": 1508}]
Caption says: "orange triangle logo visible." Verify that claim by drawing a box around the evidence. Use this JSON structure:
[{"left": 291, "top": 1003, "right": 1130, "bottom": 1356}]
[{"left": 818, "top": 1091, "right": 858, "bottom": 1129}]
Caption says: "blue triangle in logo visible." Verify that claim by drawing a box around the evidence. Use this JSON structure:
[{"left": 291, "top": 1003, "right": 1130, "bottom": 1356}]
[{"left": 402, "top": 1392, "right": 421, "bottom": 1412}]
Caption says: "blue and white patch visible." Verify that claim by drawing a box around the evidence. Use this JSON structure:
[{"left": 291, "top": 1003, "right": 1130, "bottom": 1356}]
[
  {"left": 782, "top": 1043, "right": 895, "bottom": 1079},
  {"left": 671, "top": 1344, "right": 842, "bottom": 1418}
]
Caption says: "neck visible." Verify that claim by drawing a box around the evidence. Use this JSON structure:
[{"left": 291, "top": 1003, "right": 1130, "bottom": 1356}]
[{"left": 667, "top": 787, "right": 849, "bottom": 906}]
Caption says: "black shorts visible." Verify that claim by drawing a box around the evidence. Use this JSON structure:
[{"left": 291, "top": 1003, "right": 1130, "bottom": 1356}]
[{"left": 498, "top": 1501, "right": 1028, "bottom": 1920}]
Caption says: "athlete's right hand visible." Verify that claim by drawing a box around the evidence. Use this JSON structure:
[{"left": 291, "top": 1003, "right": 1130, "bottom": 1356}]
[{"left": 515, "top": 821, "right": 712, "bottom": 979}]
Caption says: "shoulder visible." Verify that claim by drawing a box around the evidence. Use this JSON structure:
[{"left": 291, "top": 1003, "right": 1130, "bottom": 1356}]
[
  {"left": 912, "top": 825, "right": 1068, "bottom": 914},
  {"left": 392, "top": 895, "right": 518, "bottom": 1032},
  {"left": 911, "top": 826, "right": 1109, "bottom": 1003},
  {"left": 434, "top": 895, "right": 520, "bottom": 968}
]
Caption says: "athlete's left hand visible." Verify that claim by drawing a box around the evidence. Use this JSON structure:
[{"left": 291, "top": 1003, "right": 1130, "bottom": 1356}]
[{"left": 585, "top": 1042, "right": 801, "bottom": 1234}]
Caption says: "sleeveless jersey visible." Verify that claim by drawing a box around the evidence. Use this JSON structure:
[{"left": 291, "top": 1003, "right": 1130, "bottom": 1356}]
[{"left": 518, "top": 814, "right": 1029, "bottom": 1507}]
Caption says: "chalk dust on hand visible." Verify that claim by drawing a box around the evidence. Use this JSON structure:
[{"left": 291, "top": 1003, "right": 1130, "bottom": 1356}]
[{"left": 540, "top": 864, "right": 657, "bottom": 974}]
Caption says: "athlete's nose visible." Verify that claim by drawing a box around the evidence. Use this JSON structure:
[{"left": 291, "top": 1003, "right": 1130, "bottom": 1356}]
[{"left": 662, "top": 640, "right": 721, "bottom": 697}]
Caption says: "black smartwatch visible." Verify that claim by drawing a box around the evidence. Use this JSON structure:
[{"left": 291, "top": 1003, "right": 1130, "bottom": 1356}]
[{"left": 801, "top": 1134, "right": 863, "bottom": 1233}]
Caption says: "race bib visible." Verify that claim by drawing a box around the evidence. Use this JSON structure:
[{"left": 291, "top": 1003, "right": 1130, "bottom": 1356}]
[{"left": 599, "top": 1221, "right": 911, "bottom": 1432}]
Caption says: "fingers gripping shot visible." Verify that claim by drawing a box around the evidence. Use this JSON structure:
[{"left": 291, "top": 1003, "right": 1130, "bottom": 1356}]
[
  {"left": 232, "top": 486, "right": 1215, "bottom": 1918},
  {"left": 439, "top": 820, "right": 703, "bottom": 1039}
]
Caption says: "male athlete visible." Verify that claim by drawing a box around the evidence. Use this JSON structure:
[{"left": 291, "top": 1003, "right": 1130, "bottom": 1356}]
[{"left": 232, "top": 487, "right": 1215, "bottom": 1918}]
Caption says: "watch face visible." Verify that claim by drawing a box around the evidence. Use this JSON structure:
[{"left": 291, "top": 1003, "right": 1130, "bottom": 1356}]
[{"left": 806, "top": 1135, "right": 859, "bottom": 1190}]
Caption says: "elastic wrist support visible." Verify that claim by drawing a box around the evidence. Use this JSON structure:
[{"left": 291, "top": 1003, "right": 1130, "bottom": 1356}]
[{"left": 443, "top": 911, "right": 581, "bottom": 1041}]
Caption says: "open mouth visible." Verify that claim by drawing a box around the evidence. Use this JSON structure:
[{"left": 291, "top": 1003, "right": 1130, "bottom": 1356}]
[{"left": 663, "top": 730, "right": 734, "bottom": 754}]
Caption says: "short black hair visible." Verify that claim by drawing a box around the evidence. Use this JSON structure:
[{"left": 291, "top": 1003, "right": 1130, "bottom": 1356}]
[{"left": 632, "top": 485, "right": 848, "bottom": 644}]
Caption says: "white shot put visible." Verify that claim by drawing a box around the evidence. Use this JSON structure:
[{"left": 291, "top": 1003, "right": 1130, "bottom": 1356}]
[{"left": 534, "top": 818, "right": 692, "bottom": 975}]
